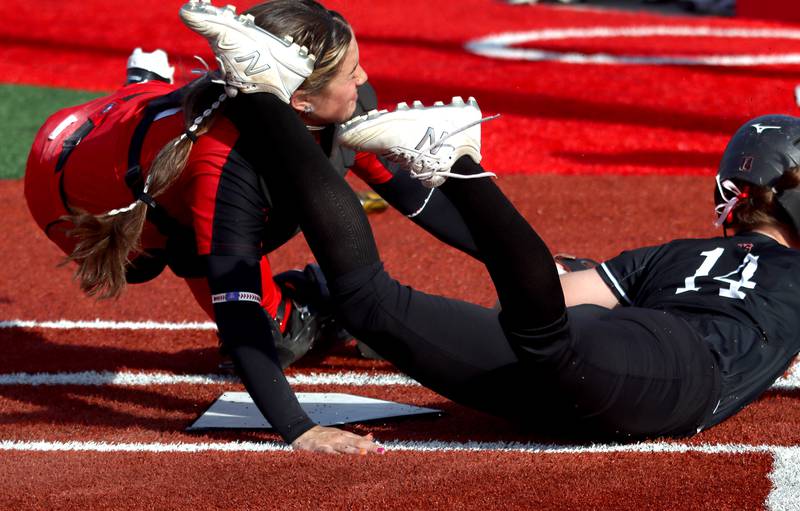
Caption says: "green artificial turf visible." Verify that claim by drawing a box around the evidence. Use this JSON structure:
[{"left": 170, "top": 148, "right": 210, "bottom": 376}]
[{"left": 0, "top": 84, "right": 101, "bottom": 179}]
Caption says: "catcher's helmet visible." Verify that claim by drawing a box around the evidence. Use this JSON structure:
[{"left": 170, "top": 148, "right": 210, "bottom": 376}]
[{"left": 715, "top": 114, "right": 800, "bottom": 235}]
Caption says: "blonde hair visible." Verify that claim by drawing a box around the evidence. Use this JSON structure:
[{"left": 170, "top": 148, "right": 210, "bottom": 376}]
[
  {"left": 245, "top": 0, "right": 353, "bottom": 95},
  {"left": 63, "top": 79, "right": 227, "bottom": 298}
]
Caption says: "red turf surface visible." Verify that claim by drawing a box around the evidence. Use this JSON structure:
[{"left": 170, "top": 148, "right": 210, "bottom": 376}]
[
  {"left": 0, "top": 451, "right": 773, "bottom": 511},
  {"left": 0, "top": 173, "right": 793, "bottom": 508},
  {"left": 3, "top": 1, "right": 800, "bottom": 177},
  {"left": 4, "top": 0, "right": 800, "bottom": 508}
]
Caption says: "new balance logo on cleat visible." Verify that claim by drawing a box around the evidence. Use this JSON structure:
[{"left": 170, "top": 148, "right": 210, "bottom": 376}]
[
  {"left": 415, "top": 127, "right": 452, "bottom": 155},
  {"left": 234, "top": 51, "right": 270, "bottom": 76}
]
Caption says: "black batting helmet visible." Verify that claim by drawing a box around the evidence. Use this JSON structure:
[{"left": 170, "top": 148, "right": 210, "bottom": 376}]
[{"left": 715, "top": 114, "right": 800, "bottom": 235}]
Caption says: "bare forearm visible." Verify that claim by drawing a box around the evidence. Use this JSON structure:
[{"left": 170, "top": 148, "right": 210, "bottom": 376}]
[{"left": 560, "top": 269, "right": 620, "bottom": 309}]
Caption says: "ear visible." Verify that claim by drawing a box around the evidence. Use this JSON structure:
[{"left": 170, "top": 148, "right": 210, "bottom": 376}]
[{"left": 290, "top": 91, "right": 312, "bottom": 114}]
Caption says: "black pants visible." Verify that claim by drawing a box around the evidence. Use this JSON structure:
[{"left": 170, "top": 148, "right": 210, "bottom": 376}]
[
  {"left": 331, "top": 263, "right": 719, "bottom": 439},
  {"left": 242, "top": 93, "right": 721, "bottom": 440}
]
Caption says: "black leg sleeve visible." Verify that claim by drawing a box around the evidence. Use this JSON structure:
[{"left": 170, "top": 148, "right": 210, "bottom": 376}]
[
  {"left": 439, "top": 157, "right": 567, "bottom": 335},
  {"left": 228, "top": 93, "right": 380, "bottom": 277},
  {"left": 371, "top": 172, "right": 481, "bottom": 260}
]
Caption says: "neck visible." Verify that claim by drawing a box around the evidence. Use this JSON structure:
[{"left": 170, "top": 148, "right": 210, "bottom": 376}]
[
  {"left": 297, "top": 111, "right": 326, "bottom": 131},
  {"left": 750, "top": 224, "right": 800, "bottom": 249}
]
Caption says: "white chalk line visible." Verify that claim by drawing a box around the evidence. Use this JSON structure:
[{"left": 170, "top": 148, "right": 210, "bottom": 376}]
[
  {"left": 1, "top": 314, "right": 798, "bottom": 389},
  {"left": 0, "top": 371, "right": 420, "bottom": 387},
  {"left": 0, "top": 369, "right": 797, "bottom": 390},
  {"left": 5, "top": 368, "right": 800, "bottom": 390},
  {"left": 0, "top": 438, "right": 794, "bottom": 455},
  {"left": 768, "top": 447, "right": 800, "bottom": 511},
  {"left": 0, "top": 319, "right": 217, "bottom": 330},
  {"left": 465, "top": 25, "right": 800, "bottom": 67}
]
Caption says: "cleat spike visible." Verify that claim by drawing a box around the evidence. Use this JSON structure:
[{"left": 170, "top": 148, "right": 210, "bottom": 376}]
[
  {"left": 412, "top": 100, "right": 424, "bottom": 108},
  {"left": 240, "top": 13, "right": 254, "bottom": 23},
  {"left": 451, "top": 96, "right": 464, "bottom": 105},
  {"left": 467, "top": 96, "right": 478, "bottom": 106},
  {"left": 434, "top": 101, "right": 444, "bottom": 106},
  {"left": 298, "top": 45, "right": 309, "bottom": 57},
  {"left": 200, "top": 0, "right": 211, "bottom": 3},
  {"left": 283, "top": 35, "right": 294, "bottom": 44},
  {"left": 396, "top": 102, "right": 409, "bottom": 110}
]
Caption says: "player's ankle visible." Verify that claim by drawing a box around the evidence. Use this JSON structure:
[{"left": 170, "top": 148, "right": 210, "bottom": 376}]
[{"left": 451, "top": 155, "right": 485, "bottom": 176}]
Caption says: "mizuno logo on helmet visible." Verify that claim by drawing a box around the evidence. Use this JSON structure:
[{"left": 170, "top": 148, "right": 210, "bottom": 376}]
[
  {"left": 739, "top": 156, "right": 753, "bottom": 171},
  {"left": 751, "top": 123, "right": 781, "bottom": 134},
  {"left": 233, "top": 51, "right": 271, "bottom": 76}
]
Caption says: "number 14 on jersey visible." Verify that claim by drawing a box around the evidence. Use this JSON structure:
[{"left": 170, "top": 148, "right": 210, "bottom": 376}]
[{"left": 676, "top": 247, "right": 759, "bottom": 300}]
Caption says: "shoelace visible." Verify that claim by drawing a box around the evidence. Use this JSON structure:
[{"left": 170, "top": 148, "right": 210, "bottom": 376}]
[{"left": 408, "top": 114, "right": 501, "bottom": 182}]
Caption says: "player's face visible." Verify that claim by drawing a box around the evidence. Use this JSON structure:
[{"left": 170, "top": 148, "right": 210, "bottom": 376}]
[{"left": 299, "top": 35, "right": 368, "bottom": 125}]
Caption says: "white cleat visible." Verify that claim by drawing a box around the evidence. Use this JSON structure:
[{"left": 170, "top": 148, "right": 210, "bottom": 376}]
[
  {"left": 179, "top": 0, "right": 316, "bottom": 103},
  {"left": 337, "top": 98, "right": 497, "bottom": 188}
]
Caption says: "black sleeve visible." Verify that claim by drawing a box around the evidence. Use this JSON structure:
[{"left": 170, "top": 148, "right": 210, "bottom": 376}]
[
  {"left": 206, "top": 91, "right": 381, "bottom": 444},
  {"left": 370, "top": 172, "right": 480, "bottom": 259},
  {"left": 207, "top": 252, "right": 315, "bottom": 444},
  {"left": 596, "top": 245, "right": 660, "bottom": 306},
  {"left": 195, "top": 96, "right": 316, "bottom": 443}
]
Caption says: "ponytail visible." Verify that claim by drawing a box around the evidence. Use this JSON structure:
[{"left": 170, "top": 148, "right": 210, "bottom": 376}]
[
  {"left": 728, "top": 167, "right": 800, "bottom": 234},
  {"left": 63, "top": 80, "right": 228, "bottom": 298}
]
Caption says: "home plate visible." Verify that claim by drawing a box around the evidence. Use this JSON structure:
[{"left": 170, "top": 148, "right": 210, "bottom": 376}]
[{"left": 187, "top": 392, "right": 441, "bottom": 430}]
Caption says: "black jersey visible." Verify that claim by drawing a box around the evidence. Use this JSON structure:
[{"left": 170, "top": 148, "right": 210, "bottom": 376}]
[{"left": 597, "top": 231, "right": 800, "bottom": 426}]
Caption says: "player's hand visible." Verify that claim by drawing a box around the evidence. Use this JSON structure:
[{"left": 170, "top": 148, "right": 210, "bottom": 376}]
[{"left": 291, "top": 425, "right": 385, "bottom": 455}]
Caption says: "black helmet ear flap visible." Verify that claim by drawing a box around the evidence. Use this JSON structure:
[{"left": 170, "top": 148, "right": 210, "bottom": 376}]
[{"left": 777, "top": 188, "right": 800, "bottom": 237}]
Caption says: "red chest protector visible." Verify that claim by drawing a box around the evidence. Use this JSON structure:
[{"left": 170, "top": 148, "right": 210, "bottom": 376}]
[{"left": 25, "top": 81, "right": 184, "bottom": 253}]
